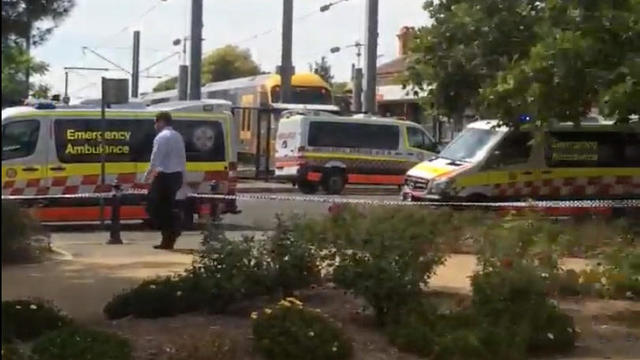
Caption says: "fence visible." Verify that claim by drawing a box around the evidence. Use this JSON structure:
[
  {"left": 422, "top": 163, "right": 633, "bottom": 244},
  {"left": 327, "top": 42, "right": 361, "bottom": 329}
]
[{"left": 3, "top": 181, "right": 639, "bottom": 245}]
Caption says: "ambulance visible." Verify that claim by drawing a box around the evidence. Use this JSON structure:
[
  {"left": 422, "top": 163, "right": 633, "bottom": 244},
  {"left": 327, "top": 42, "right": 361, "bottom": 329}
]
[
  {"left": 1, "top": 100, "right": 239, "bottom": 224},
  {"left": 274, "top": 112, "right": 438, "bottom": 194},
  {"left": 402, "top": 119, "right": 640, "bottom": 202}
]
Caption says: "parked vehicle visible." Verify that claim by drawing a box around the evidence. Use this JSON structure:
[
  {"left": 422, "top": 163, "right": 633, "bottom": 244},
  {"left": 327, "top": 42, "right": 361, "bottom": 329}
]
[
  {"left": 275, "top": 113, "right": 438, "bottom": 194},
  {"left": 1, "top": 100, "right": 239, "bottom": 224},
  {"left": 402, "top": 119, "right": 640, "bottom": 202}
]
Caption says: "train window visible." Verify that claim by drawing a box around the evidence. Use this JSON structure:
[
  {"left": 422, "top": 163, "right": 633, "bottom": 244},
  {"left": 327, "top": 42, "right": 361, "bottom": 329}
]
[{"left": 271, "top": 86, "right": 332, "bottom": 105}]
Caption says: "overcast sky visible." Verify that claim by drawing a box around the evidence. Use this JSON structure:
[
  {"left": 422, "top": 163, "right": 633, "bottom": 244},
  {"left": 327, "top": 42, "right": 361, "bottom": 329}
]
[{"left": 32, "top": 0, "right": 429, "bottom": 102}]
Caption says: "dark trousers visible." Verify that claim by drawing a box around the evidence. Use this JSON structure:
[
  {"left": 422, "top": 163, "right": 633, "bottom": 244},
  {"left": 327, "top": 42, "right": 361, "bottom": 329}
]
[{"left": 147, "top": 172, "right": 183, "bottom": 245}]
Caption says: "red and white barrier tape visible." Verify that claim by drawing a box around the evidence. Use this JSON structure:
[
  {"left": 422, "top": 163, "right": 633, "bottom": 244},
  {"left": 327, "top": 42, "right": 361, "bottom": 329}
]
[{"left": 2, "top": 190, "right": 639, "bottom": 209}]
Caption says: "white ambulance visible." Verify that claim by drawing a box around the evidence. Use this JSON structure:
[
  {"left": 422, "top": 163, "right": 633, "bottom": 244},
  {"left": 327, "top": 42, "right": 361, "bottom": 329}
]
[
  {"left": 1, "top": 100, "right": 238, "bottom": 224},
  {"left": 402, "top": 119, "right": 640, "bottom": 202},
  {"left": 274, "top": 112, "right": 438, "bottom": 194}
]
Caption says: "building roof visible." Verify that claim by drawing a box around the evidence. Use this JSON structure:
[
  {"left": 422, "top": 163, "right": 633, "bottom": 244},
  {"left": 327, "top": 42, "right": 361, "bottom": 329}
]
[
  {"left": 376, "top": 85, "right": 429, "bottom": 103},
  {"left": 376, "top": 56, "right": 408, "bottom": 76}
]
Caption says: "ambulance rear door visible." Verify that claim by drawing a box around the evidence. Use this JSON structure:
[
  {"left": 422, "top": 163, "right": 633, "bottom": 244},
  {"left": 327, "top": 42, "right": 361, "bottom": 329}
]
[{"left": 1, "top": 115, "right": 49, "bottom": 196}]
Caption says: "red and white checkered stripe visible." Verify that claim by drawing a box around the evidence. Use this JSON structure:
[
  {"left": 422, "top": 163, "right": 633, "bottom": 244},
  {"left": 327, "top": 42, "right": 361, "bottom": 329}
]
[
  {"left": 492, "top": 175, "right": 640, "bottom": 198},
  {"left": 2, "top": 171, "right": 232, "bottom": 197}
]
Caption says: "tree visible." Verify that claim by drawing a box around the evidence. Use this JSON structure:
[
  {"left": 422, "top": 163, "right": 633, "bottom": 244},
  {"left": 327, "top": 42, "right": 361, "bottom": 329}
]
[
  {"left": 405, "top": 0, "right": 545, "bottom": 130},
  {"left": 2, "top": 0, "right": 76, "bottom": 46},
  {"left": 2, "top": 0, "right": 75, "bottom": 105},
  {"left": 481, "top": 0, "right": 640, "bottom": 124},
  {"left": 407, "top": 0, "right": 639, "bottom": 127},
  {"left": 201, "top": 45, "right": 261, "bottom": 84},
  {"left": 309, "top": 56, "right": 334, "bottom": 84},
  {"left": 152, "top": 45, "right": 262, "bottom": 92},
  {"left": 153, "top": 76, "right": 178, "bottom": 92},
  {"left": 1, "top": 43, "right": 48, "bottom": 107},
  {"left": 31, "top": 83, "right": 51, "bottom": 99}
]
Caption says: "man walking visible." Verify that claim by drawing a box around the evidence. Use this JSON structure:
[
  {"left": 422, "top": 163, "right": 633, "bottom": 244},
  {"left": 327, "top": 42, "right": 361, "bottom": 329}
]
[{"left": 144, "top": 111, "right": 186, "bottom": 250}]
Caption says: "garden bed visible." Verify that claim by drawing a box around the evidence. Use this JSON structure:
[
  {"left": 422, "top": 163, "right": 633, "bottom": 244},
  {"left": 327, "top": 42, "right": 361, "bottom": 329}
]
[{"left": 104, "top": 287, "right": 640, "bottom": 360}]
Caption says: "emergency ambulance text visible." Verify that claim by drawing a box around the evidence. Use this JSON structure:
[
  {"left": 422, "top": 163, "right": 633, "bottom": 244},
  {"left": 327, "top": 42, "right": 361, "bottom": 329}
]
[{"left": 66, "top": 130, "right": 131, "bottom": 141}]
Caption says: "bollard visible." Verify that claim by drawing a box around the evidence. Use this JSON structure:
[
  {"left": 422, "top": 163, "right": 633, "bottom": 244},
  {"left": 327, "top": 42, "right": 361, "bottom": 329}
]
[
  {"left": 209, "top": 181, "right": 220, "bottom": 223},
  {"left": 107, "top": 182, "right": 123, "bottom": 244}
]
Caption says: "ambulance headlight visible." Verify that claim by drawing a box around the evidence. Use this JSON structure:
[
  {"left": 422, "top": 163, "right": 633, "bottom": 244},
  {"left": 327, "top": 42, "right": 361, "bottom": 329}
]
[{"left": 427, "top": 179, "right": 451, "bottom": 194}]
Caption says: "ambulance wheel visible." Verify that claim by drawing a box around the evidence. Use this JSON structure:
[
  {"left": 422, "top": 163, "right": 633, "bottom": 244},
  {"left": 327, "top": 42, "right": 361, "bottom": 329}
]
[
  {"left": 322, "top": 170, "right": 346, "bottom": 195},
  {"left": 298, "top": 181, "right": 319, "bottom": 195}
]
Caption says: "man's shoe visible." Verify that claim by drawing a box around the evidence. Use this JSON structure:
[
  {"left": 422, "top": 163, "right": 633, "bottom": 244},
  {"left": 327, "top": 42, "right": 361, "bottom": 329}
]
[{"left": 153, "top": 244, "right": 174, "bottom": 250}]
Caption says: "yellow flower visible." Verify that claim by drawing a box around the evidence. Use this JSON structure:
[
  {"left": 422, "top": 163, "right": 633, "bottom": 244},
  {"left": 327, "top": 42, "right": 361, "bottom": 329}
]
[
  {"left": 264, "top": 308, "right": 272, "bottom": 315},
  {"left": 285, "top": 297, "right": 303, "bottom": 307},
  {"left": 250, "top": 312, "right": 258, "bottom": 320}
]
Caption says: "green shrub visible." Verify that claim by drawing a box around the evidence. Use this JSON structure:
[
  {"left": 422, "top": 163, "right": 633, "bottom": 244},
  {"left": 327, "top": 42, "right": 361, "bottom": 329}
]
[
  {"left": 300, "top": 206, "right": 447, "bottom": 324},
  {"left": 2, "top": 344, "right": 28, "bottom": 360},
  {"left": 31, "top": 327, "right": 132, "bottom": 360},
  {"left": 269, "top": 215, "right": 321, "bottom": 297},
  {"left": 252, "top": 298, "right": 352, "bottom": 360},
  {"left": 104, "top": 274, "right": 208, "bottom": 320},
  {"left": 1, "top": 201, "right": 46, "bottom": 264},
  {"left": 384, "top": 298, "right": 439, "bottom": 357},
  {"left": 193, "top": 234, "right": 273, "bottom": 313},
  {"left": 2, "top": 299, "right": 71, "bottom": 342},
  {"left": 471, "top": 265, "right": 576, "bottom": 357}
]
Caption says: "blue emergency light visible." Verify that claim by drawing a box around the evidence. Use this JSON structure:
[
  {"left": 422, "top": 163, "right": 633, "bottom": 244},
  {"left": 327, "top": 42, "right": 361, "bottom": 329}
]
[
  {"left": 519, "top": 114, "right": 532, "bottom": 123},
  {"left": 33, "top": 102, "right": 56, "bottom": 110}
]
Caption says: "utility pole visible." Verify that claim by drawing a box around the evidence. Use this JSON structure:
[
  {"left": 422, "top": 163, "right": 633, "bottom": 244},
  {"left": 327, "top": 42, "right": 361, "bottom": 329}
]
[
  {"left": 189, "top": 0, "right": 203, "bottom": 100},
  {"left": 280, "top": 0, "right": 294, "bottom": 103},
  {"left": 131, "top": 30, "right": 141, "bottom": 98},
  {"left": 363, "top": 0, "right": 379, "bottom": 114},
  {"left": 352, "top": 65, "right": 363, "bottom": 113}
]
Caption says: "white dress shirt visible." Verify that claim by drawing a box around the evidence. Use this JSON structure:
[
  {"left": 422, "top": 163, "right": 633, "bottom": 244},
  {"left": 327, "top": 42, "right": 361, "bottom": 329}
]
[{"left": 144, "top": 126, "right": 186, "bottom": 180}]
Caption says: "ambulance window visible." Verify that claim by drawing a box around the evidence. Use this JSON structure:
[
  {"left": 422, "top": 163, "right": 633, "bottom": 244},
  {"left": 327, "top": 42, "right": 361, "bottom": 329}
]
[
  {"left": 2, "top": 120, "right": 40, "bottom": 160},
  {"left": 547, "top": 132, "right": 637, "bottom": 167},
  {"left": 407, "top": 127, "right": 436, "bottom": 151},
  {"left": 490, "top": 131, "right": 533, "bottom": 166},
  {"left": 308, "top": 121, "right": 399, "bottom": 150}
]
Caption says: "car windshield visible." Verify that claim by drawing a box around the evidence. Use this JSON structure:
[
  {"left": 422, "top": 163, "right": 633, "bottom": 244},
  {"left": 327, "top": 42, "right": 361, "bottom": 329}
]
[{"left": 439, "top": 127, "right": 503, "bottom": 162}]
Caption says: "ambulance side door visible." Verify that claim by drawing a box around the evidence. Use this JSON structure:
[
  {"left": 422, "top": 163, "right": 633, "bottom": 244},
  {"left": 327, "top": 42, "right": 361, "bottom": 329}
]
[
  {"left": 1, "top": 117, "right": 48, "bottom": 195},
  {"left": 483, "top": 131, "right": 537, "bottom": 197}
]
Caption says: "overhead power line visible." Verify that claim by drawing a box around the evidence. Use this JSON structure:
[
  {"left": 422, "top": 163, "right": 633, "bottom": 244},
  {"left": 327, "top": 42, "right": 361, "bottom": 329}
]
[{"left": 228, "top": 0, "right": 350, "bottom": 48}]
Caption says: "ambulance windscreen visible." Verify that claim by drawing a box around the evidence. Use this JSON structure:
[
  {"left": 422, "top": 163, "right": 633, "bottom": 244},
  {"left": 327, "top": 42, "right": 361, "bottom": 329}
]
[{"left": 439, "top": 128, "right": 502, "bottom": 163}]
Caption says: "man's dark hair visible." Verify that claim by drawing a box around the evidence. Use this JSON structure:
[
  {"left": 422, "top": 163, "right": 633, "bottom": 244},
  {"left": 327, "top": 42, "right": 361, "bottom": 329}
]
[{"left": 155, "top": 111, "right": 173, "bottom": 125}]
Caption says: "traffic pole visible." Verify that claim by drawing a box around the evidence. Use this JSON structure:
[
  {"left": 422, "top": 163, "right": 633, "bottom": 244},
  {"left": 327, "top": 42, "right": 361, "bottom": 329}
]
[
  {"left": 363, "top": 0, "right": 379, "bottom": 114},
  {"left": 189, "top": 0, "right": 203, "bottom": 100},
  {"left": 280, "top": 0, "right": 294, "bottom": 103},
  {"left": 131, "top": 30, "right": 141, "bottom": 98}
]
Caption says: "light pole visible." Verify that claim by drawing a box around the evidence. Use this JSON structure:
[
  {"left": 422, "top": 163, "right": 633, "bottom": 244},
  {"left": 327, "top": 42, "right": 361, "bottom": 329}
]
[
  {"left": 363, "top": 0, "right": 379, "bottom": 114},
  {"left": 330, "top": 42, "right": 365, "bottom": 113},
  {"left": 173, "top": 37, "right": 190, "bottom": 100}
]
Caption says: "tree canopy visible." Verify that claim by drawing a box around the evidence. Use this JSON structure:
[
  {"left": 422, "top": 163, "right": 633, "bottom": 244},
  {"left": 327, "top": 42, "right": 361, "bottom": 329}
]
[
  {"left": 2, "top": 0, "right": 75, "bottom": 106},
  {"left": 201, "top": 45, "right": 261, "bottom": 84},
  {"left": 406, "top": 0, "right": 640, "bottom": 127},
  {"left": 152, "top": 76, "right": 178, "bottom": 93},
  {"left": 2, "top": 0, "right": 76, "bottom": 46},
  {"left": 153, "top": 45, "right": 262, "bottom": 92},
  {"left": 309, "top": 56, "right": 334, "bottom": 84}
]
